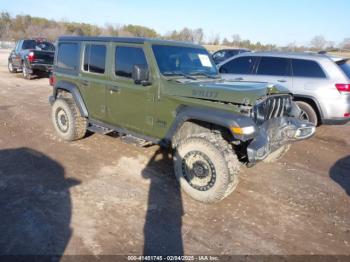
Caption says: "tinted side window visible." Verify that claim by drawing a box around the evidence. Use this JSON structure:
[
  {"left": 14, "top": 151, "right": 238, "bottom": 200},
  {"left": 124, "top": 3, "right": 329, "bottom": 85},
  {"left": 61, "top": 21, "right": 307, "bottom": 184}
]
[
  {"left": 57, "top": 43, "right": 79, "bottom": 70},
  {"left": 213, "top": 51, "right": 225, "bottom": 60},
  {"left": 22, "top": 40, "right": 36, "bottom": 50},
  {"left": 292, "top": 59, "right": 326, "bottom": 78},
  {"left": 115, "top": 46, "right": 147, "bottom": 78},
  {"left": 83, "top": 44, "right": 106, "bottom": 74},
  {"left": 219, "top": 56, "right": 256, "bottom": 74},
  {"left": 337, "top": 60, "right": 350, "bottom": 79},
  {"left": 257, "top": 57, "right": 291, "bottom": 76}
]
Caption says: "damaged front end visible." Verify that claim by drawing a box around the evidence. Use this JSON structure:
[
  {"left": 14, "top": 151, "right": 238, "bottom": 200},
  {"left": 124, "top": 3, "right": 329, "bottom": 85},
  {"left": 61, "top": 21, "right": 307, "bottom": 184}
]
[{"left": 246, "top": 94, "right": 316, "bottom": 164}]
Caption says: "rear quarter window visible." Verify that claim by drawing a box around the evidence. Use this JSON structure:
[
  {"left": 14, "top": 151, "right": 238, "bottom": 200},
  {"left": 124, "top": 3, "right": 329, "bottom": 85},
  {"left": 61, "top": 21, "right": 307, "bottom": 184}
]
[
  {"left": 292, "top": 59, "right": 326, "bottom": 78},
  {"left": 57, "top": 43, "right": 79, "bottom": 70},
  {"left": 337, "top": 60, "right": 350, "bottom": 79}
]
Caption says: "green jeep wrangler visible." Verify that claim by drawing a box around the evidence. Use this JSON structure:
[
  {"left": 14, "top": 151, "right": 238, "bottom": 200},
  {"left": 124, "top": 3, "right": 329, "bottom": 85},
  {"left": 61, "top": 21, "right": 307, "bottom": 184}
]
[{"left": 49, "top": 36, "right": 315, "bottom": 203}]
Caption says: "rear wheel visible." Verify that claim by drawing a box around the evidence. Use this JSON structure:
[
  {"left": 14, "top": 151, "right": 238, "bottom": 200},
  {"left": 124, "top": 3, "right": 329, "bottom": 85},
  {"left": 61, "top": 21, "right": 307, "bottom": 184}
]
[
  {"left": 22, "top": 62, "right": 32, "bottom": 80},
  {"left": 51, "top": 98, "right": 87, "bottom": 141},
  {"left": 174, "top": 133, "right": 240, "bottom": 203},
  {"left": 296, "top": 101, "right": 318, "bottom": 126},
  {"left": 8, "top": 60, "right": 17, "bottom": 73}
]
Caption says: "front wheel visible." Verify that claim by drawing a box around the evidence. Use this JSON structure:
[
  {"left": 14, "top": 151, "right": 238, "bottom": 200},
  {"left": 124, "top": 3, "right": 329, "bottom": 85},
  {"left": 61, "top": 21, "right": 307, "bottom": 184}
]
[
  {"left": 8, "top": 60, "right": 17, "bottom": 73},
  {"left": 296, "top": 101, "right": 318, "bottom": 126},
  {"left": 173, "top": 134, "right": 240, "bottom": 203}
]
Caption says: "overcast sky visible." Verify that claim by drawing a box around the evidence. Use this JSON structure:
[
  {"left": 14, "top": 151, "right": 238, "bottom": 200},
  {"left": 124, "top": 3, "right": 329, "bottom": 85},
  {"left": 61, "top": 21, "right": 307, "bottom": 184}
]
[{"left": 2, "top": 0, "right": 349, "bottom": 46}]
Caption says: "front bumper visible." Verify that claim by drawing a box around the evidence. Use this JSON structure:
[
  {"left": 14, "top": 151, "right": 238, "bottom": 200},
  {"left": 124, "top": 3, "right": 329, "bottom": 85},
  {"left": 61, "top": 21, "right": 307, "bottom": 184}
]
[{"left": 247, "top": 117, "right": 316, "bottom": 163}]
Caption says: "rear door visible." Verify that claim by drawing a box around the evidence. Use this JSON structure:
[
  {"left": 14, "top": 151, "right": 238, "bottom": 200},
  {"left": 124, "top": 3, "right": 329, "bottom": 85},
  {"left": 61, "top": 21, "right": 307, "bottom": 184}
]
[
  {"left": 78, "top": 42, "right": 108, "bottom": 122},
  {"left": 219, "top": 56, "right": 257, "bottom": 81},
  {"left": 106, "top": 44, "right": 155, "bottom": 135},
  {"left": 255, "top": 56, "right": 293, "bottom": 90}
]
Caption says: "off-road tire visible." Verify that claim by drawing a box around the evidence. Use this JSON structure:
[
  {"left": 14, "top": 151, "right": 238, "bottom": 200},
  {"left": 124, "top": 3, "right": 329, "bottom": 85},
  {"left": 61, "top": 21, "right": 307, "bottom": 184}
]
[
  {"left": 263, "top": 145, "right": 291, "bottom": 163},
  {"left": 22, "top": 62, "right": 32, "bottom": 80},
  {"left": 296, "top": 101, "right": 318, "bottom": 126},
  {"left": 8, "top": 60, "right": 17, "bottom": 73},
  {"left": 174, "top": 133, "right": 240, "bottom": 203},
  {"left": 51, "top": 98, "right": 87, "bottom": 141}
]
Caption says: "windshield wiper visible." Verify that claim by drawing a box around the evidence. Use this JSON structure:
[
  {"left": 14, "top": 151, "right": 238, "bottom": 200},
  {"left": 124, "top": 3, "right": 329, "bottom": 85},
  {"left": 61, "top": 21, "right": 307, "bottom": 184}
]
[
  {"left": 163, "top": 71, "right": 197, "bottom": 80},
  {"left": 190, "top": 71, "right": 220, "bottom": 79}
]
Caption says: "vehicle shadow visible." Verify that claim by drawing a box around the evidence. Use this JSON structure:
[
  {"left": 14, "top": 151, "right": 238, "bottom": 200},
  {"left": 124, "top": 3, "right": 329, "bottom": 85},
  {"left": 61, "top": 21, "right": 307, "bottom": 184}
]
[
  {"left": 330, "top": 155, "right": 350, "bottom": 197},
  {"left": 0, "top": 147, "right": 79, "bottom": 257},
  {"left": 142, "top": 148, "right": 184, "bottom": 256}
]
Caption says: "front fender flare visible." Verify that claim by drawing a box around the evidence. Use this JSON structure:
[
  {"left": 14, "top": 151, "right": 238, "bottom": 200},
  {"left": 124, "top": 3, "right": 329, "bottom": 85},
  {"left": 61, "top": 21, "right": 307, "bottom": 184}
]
[{"left": 165, "top": 106, "right": 257, "bottom": 142}]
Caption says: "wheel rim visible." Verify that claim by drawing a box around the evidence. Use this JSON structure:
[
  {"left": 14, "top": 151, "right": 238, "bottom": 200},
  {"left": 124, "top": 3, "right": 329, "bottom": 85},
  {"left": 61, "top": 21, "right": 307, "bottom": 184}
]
[
  {"left": 8, "top": 62, "right": 13, "bottom": 72},
  {"left": 181, "top": 151, "right": 216, "bottom": 191},
  {"left": 23, "top": 65, "right": 28, "bottom": 77},
  {"left": 299, "top": 110, "right": 309, "bottom": 121},
  {"left": 55, "top": 108, "right": 69, "bottom": 133}
]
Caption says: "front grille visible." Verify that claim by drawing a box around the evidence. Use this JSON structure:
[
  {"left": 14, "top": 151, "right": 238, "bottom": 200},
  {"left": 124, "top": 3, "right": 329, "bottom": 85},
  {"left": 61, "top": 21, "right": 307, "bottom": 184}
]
[{"left": 253, "top": 95, "right": 292, "bottom": 125}]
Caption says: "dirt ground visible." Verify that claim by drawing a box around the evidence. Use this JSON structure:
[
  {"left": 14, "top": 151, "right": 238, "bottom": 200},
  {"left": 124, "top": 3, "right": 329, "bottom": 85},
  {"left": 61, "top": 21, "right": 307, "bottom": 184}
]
[{"left": 0, "top": 49, "right": 349, "bottom": 256}]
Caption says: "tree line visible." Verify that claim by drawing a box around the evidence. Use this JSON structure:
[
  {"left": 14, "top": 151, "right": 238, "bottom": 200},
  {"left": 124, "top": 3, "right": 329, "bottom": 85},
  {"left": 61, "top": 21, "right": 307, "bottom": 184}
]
[{"left": 1, "top": 11, "right": 349, "bottom": 51}]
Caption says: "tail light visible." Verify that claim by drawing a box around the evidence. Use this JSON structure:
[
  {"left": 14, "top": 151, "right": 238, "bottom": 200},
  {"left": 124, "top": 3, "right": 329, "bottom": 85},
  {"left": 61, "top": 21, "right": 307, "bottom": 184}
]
[
  {"left": 28, "top": 52, "right": 35, "bottom": 63},
  {"left": 49, "top": 74, "right": 56, "bottom": 86},
  {"left": 335, "top": 84, "right": 350, "bottom": 92}
]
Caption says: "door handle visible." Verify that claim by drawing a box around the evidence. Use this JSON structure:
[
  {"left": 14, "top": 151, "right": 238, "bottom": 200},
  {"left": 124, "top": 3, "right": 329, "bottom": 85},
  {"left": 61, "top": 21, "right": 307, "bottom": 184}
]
[
  {"left": 277, "top": 79, "right": 287, "bottom": 83},
  {"left": 81, "top": 80, "right": 89, "bottom": 86},
  {"left": 234, "top": 77, "right": 244, "bottom": 81},
  {"left": 108, "top": 85, "right": 121, "bottom": 93}
]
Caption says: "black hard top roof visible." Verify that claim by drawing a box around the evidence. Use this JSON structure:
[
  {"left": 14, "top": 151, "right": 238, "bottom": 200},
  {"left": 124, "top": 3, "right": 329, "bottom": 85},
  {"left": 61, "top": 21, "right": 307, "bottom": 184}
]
[{"left": 57, "top": 36, "right": 202, "bottom": 48}]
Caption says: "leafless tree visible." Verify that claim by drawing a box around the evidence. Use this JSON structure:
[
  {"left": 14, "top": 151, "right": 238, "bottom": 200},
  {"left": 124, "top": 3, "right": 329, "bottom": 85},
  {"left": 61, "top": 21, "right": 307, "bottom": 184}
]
[
  {"left": 310, "top": 35, "right": 327, "bottom": 50},
  {"left": 340, "top": 38, "right": 350, "bottom": 50},
  {"left": 231, "top": 34, "right": 241, "bottom": 47}
]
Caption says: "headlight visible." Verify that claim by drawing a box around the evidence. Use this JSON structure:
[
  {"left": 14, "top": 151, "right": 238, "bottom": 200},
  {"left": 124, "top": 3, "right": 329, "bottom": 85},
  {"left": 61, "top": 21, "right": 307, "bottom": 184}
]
[{"left": 231, "top": 126, "right": 255, "bottom": 135}]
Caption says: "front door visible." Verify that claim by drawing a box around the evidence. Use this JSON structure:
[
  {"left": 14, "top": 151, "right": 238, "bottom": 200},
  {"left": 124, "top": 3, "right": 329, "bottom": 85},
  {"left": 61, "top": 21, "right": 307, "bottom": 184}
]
[
  {"left": 106, "top": 44, "right": 155, "bottom": 135},
  {"left": 219, "top": 56, "right": 258, "bottom": 82}
]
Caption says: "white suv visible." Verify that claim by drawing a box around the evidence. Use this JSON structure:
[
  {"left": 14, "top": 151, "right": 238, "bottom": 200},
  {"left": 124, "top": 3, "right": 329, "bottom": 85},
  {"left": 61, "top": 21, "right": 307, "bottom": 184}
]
[{"left": 218, "top": 52, "right": 350, "bottom": 126}]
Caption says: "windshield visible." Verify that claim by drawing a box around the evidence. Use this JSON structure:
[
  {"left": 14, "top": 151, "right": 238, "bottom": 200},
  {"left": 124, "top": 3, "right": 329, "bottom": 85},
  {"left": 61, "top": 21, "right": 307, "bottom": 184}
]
[
  {"left": 337, "top": 59, "right": 350, "bottom": 79},
  {"left": 22, "top": 40, "right": 55, "bottom": 51},
  {"left": 152, "top": 45, "right": 218, "bottom": 77}
]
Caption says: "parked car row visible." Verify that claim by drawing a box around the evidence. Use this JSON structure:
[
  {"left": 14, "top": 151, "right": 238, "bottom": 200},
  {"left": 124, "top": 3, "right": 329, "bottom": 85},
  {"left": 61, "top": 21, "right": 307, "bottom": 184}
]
[
  {"left": 214, "top": 49, "right": 350, "bottom": 126},
  {"left": 8, "top": 38, "right": 55, "bottom": 79}
]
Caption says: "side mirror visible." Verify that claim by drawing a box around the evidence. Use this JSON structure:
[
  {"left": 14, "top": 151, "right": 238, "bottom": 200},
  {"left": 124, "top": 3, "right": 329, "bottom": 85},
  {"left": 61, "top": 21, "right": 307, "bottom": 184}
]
[{"left": 132, "top": 64, "right": 150, "bottom": 86}]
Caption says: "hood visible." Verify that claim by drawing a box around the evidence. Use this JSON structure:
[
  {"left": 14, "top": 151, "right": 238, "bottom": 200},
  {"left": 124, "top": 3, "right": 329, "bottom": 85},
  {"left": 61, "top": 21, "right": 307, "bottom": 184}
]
[{"left": 163, "top": 80, "right": 290, "bottom": 105}]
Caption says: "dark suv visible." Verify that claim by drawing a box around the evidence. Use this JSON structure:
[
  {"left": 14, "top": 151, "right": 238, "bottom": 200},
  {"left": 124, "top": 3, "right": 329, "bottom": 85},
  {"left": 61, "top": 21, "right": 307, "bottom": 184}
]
[
  {"left": 212, "top": 48, "right": 251, "bottom": 64},
  {"left": 49, "top": 36, "right": 315, "bottom": 203}
]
